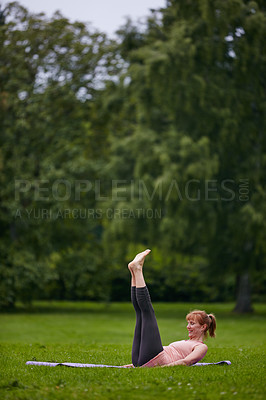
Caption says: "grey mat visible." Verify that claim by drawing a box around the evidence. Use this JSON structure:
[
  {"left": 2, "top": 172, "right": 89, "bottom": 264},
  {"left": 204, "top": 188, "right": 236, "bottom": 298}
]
[{"left": 26, "top": 360, "right": 231, "bottom": 368}]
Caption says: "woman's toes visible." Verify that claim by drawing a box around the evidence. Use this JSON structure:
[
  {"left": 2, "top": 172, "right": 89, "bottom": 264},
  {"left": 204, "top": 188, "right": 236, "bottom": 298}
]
[{"left": 128, "top": 249, "right": 151, "bottom": 272}]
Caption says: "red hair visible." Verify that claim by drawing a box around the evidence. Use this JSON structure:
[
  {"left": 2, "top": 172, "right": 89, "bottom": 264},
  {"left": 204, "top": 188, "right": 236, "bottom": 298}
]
[{"left": 186, "top": 310, "right": 216, "bottom": 338}]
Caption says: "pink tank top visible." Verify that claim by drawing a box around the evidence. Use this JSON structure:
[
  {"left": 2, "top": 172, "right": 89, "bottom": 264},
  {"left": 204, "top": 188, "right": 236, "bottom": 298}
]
[{"left": 141, "top": 340, "right": 205, "bottom": 367}]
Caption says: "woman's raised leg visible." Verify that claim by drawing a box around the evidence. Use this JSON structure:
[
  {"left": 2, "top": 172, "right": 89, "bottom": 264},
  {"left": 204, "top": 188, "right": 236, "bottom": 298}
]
[
  {"left": 128, "top": 263, "right": 142, "bottom": 366},
  {"left": 129, "top": 250, "right": 163, "bottom": 366}
]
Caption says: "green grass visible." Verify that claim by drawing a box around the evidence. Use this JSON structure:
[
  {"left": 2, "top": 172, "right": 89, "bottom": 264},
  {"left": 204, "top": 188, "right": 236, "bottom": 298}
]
[{"left": 0, "top": 301, "right": 266, "bottom": 399}]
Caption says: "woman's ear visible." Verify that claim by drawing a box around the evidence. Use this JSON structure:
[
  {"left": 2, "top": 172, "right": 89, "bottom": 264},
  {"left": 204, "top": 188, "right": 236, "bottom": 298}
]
[{"left": 201, "top": 324, "right": 207, "bottom": 332}]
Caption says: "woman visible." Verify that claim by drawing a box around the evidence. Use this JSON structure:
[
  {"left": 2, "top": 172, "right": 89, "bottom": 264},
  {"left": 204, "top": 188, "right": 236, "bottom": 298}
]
[{"left": 125, "top": 249, "right": 216, "bottom": 368}]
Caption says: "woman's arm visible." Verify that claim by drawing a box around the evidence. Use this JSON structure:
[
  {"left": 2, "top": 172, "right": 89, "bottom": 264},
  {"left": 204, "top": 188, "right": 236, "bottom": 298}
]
[{"left": 162, "top": 344, "right": 208, "bottom": 367}]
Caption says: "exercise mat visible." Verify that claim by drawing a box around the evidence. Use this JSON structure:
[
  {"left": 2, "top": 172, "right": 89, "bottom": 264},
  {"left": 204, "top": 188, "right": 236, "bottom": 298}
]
[{"left": 26, "top": 360, "right": 231, "bottom": 368}]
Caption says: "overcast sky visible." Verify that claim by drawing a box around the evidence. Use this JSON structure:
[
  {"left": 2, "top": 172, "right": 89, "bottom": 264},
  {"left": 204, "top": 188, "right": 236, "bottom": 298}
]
[{"left": 3, "top": 0, "right": 166, "bottom": 36}]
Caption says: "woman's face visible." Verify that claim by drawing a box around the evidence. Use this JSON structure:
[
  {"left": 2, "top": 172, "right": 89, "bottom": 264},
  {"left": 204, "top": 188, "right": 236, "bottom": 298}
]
[{"left": 186, "top": 318, "right": 205, "bottom": 340}]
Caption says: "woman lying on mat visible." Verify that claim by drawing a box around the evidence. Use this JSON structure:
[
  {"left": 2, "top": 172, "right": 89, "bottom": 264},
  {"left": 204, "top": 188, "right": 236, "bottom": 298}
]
[{"left": 124, "top": 249, "right": 216, "bottom": 368}]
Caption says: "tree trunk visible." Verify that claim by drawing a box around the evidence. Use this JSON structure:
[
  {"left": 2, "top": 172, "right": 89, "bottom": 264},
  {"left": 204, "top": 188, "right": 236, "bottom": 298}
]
[{"left": 234, "top": 272, "right": 253, "bottom": 313}]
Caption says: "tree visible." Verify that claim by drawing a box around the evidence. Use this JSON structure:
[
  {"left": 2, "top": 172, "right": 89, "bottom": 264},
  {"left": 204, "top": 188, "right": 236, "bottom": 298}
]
[
  {"left": 1, "top": 1, "right": 265, "bottom": 309},
  {"left": 0, "top": 2, "right": 118, "bottom": 307},
  {"left": 102, "top": 0, "right": 266, "bottom": 310}
]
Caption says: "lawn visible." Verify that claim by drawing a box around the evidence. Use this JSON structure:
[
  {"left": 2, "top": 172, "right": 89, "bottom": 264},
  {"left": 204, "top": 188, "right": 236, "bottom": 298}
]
[{"left": 0, "top": 301, "right": 265, "bottom": 399}]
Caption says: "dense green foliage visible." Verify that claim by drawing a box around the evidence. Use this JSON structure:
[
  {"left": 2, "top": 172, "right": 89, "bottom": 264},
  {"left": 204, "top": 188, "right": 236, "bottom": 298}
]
[
  {"left": 0, "top": 1, "right": 265, "bottom": 309},
  {"left": 1, "top": 302, "right": 266, "bottom": 399},
  {"left": 0, "top": 1, "right": 115, "bottom": 307}
]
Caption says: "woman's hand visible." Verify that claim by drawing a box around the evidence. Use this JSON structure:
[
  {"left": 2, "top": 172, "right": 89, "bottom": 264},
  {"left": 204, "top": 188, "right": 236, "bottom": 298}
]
[{"left": 162, "top": 359, "right": 187, "bottom": 367}]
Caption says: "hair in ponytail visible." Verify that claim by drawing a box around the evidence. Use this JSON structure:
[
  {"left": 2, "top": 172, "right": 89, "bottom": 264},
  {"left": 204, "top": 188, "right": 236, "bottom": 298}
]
[
  {"left": 186, "top": 310, "right": 217, "bottom": 338},
  {"left": 207, "top": 314, "right": 216, "bottom": 338}
]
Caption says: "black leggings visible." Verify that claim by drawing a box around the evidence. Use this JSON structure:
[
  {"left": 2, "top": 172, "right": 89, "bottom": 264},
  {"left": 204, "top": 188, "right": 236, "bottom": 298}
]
[{"left": 131, "top": 286, "right": 163, "bottom": 367}]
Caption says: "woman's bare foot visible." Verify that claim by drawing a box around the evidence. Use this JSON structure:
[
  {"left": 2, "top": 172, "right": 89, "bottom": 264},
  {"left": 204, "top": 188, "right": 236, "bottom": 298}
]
[{"left": 128, "top": 249, "right": 151, "bottom": 272}]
